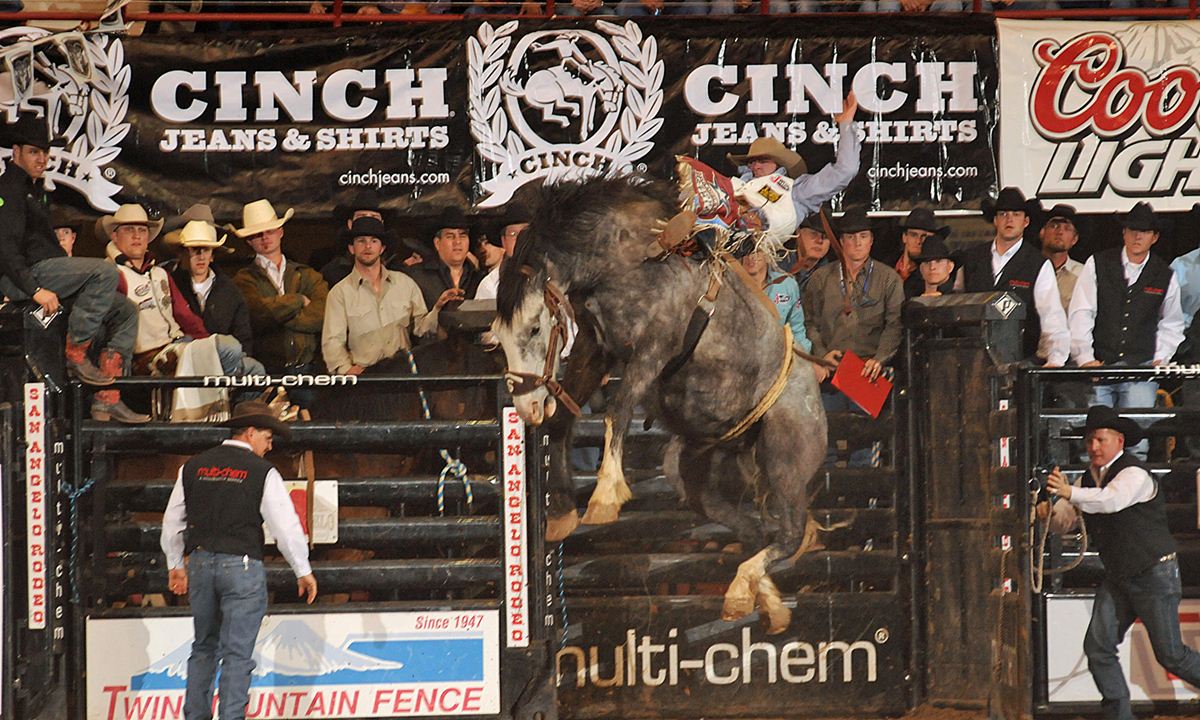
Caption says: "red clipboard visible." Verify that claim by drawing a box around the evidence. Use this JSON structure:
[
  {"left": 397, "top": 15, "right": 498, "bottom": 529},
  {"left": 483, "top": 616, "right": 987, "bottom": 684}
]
[{"left": 830, "top": 350, "right": 893, "bottom": 419}]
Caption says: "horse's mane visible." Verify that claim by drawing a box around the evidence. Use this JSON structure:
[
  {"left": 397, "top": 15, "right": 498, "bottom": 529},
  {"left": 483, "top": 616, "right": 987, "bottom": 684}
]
[{"left": 496, "top": 174, "right": 674, "bottom": 323}]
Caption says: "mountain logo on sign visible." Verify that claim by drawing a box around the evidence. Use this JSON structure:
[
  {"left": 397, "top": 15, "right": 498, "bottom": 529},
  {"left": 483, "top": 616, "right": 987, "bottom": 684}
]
[
  {"left": 0, "top": 27, "right": 128, "bottom": 212},
  {"left": 468, "top": 20, "right": 665, "bottom": 207}
]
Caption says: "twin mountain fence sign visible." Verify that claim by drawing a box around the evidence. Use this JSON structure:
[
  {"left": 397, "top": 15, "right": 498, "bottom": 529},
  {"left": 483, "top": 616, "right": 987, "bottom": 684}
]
[{"left": 0, "top": 16, "right": 1001, "bottom": 222}]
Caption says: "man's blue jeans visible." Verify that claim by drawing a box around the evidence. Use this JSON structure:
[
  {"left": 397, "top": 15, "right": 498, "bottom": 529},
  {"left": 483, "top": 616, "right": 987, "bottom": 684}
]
[
  {"left": 0, "top": 256, "right": 137, "bottom": 354},
  {"left": 1084, "top": 558, "right": 1200, "bottom": 720},
  {"left": 184, "top": 550, "right": 268, "bottom": 720}
]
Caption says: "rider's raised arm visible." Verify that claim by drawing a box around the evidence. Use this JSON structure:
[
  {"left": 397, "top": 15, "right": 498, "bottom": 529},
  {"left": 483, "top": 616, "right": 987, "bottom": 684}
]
[{"left": 789, "top": 117, "right": 862, "bottom": 224}]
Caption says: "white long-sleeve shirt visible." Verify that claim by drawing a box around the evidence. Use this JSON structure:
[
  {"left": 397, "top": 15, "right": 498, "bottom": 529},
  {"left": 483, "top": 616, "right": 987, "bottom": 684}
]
[
  {"left": 160, "top": 439, "right": 312, "bottom": 578},
  {"left": 1049, "top": 451, "right": 1156, "bottom": 532},
  {"left": 954, "top": 239, "right": 1070, "bottom": 365},
  {"left": 1067, "top": 249, "right": 1185, "bottom": 365}
]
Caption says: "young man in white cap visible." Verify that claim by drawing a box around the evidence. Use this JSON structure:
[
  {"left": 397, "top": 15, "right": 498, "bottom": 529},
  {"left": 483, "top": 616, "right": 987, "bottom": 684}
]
[
  {"left": 232, "top": 199, "right": 328, "bottom": 392},
  {"left": 0, "top": 113, "right": 142, "bottom": 406},
  {"left": 171, "top": 220, "right": 262, "bottom": 376}
]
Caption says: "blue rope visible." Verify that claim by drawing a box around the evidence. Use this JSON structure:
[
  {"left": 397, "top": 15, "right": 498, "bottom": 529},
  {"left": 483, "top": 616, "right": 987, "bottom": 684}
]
[
  {"left": 557, "top": 541, "right": 568, "bottom": 649},
  {"left": 68, "top": 476, "right": 99, "bottom": 604},
  {"left": 402, "top": 349, "right": 472, "bottom": 515}
]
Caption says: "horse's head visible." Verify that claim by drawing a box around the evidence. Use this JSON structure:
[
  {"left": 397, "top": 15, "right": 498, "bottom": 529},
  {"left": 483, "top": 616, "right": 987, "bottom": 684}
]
[{"left": 493, "top": 264, "right": 576, "bottom": 426}]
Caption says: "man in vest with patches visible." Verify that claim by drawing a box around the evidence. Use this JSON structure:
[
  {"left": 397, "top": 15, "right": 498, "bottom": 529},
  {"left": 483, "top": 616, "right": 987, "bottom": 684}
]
[
  {"left": 1067, "top": 202, "right": 1184, "bottom": 417},
  {"left": 954, "top": 187, "right": 1070, "bottom": 366},
  {"left": 1044, "top": 406, "right": 1200, "bottom": 720},
  {"left": 160, "top": 399, "right": 317, "bottom": 720}
]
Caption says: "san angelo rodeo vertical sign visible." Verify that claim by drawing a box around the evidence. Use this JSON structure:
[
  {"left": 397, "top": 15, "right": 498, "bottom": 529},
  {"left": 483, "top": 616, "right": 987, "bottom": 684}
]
[{"left": 999, "top": 19, "right": 1200, "bottom": 212}]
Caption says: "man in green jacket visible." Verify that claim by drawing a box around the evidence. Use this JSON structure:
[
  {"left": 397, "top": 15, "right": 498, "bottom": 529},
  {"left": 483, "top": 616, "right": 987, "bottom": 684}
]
[{"left": 232, "top": 200, "right": 328, "bottom": 406}]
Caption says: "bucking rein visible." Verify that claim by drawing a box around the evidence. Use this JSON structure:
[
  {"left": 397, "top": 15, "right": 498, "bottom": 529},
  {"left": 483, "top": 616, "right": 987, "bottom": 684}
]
[{"left": 504, "top": 159, "right": 844, "bottom": 442}]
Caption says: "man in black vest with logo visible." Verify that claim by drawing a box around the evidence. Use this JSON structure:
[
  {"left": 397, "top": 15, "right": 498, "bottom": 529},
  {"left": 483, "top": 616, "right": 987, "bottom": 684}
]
[
  {"left": 1044, "top": 406, "right": 1200, "bottom": 720},
  {"left": 1067, "top": 202, "right": 1183, "bottom": 421},
  {"left": 160, "top": 400, "right": 317, "bottom": 720},
  {"left": 954, "top": 187, "right": 1070, "bottom": 366}
]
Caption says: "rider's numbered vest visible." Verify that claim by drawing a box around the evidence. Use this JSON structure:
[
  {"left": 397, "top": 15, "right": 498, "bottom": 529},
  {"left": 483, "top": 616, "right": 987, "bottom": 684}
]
[{"left": 732, "top": 173, "right": 797, "bottom": 247}]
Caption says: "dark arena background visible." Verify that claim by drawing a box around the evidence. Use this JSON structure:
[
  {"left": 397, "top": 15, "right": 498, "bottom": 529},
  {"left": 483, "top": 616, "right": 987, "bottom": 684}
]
[{"left": 2, "top": 4, "right": 1200, "bottom": 720}]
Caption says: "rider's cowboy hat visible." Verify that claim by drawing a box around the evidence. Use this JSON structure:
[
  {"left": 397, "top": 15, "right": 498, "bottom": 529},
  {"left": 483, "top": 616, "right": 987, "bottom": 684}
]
[
  {"left": 99, "top": 204, "right": 164, "bottom": 242},
  {"left": 177, "top": 220, "right": 229, "bottom": 250},
  {"left": 981, "top": 187, "right": 1040, "bottom": 222},
  {"left": 233, "top": 199, "right": 294, "bottom": 238},
  {"left": 223, "top": 399, "right": 291, "bottom": 439},
  {"left": 1071, "top": 405, "right": 1142, "bottom": 444},
  {"left": 5, "top": 112, "right": 66, "bottom": 151},
  {"left": 727, "top": 137, "right": 806, "bottom": 177}
]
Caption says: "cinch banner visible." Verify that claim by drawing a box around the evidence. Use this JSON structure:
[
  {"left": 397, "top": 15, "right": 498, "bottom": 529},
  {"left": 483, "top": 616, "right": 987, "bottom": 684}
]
[
  {"left": 1, "top": 17, "right": 997, "bottom": 221},
  {"left": 998, "top": 19, "right": 1200, "bottom": 213}
]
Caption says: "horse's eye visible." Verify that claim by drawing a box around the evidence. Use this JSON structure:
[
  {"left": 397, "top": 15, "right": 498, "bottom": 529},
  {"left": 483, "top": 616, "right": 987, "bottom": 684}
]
[{"left": 530, "top": 325, "right": 541, "bottom": 338}]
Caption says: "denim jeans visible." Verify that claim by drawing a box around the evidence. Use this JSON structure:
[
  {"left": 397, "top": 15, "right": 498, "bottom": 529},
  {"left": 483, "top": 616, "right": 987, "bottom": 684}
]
[
  {"left": 1092, "top": 380, "right": 1157, "bottom": 457},
  {"left": 0, "top": 256, "right": 137, "bottom": 354},
  {"left": 821, "top": 387, "right": 876, "bottom": 467},
  {"left": 184, "top": 550, "right": 268, "bottom": 720},
  {"left": 1084, "top": 558, "right": 1200, "bottom": 720}
]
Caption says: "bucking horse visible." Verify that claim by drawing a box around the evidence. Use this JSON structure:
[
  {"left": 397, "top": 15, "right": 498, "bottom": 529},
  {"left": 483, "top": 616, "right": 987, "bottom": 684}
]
[{"left": 492, "top": 175, "right": 827, "bottom": 633}]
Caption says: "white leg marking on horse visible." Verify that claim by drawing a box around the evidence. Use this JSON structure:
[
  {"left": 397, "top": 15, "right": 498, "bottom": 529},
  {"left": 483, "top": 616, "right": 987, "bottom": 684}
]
[
  {"left": 723, "top": 549, "right": 769, "bottom": 621},
  {"left": 756, "top": 575, "right": 791, "bottom": 634},
  {"left": 582, "top": 416, "right": 631, "bottom": 525}
]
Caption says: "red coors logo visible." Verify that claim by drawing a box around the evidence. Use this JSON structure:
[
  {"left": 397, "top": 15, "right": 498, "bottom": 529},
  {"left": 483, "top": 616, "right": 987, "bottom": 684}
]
[{"left": 1030, "top": 32, "right": 1200, "bottom": 140}]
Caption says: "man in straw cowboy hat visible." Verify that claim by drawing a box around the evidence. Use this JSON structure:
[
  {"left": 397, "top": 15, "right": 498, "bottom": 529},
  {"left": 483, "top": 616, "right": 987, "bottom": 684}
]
[
  {"left": 1042, "top": 406, "right": 1200, "bottom": 720},
  {"left": 171, "top": 218, "right": 263, "bottom": 377},
  {"left": 0, "top": 112, "right": 143, "bottom": 402},
  {"left": 955, "top": 186, "right": 1070, "bottom": 367},
  {"left": 726, "top": 92, "right": 860, "bottom": 244},
  {"left": 160, "top": 398, "right": 317, "bottom": 720},
  {"left": 231, "top": 199, "right": 328, "bottom": 393}
]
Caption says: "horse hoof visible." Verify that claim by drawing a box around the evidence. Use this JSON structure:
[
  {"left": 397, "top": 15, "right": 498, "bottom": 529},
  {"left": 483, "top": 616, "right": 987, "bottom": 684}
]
[
  {"left": 545, "top": 512, "right": 581, "bottom": 542},
  {"left": 580, "top": 502, "right": 621, "bottom": 525}
]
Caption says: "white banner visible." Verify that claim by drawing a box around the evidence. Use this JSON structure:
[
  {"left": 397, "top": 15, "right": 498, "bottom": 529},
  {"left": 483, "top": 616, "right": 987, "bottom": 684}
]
[
  {"left": 1046, "top": 596, "right": 1200, "bottom": 703},
  {"left": 998, "top": 19, "right": 1200, "bottom": 213},
  {"left": 23, "top": 383, "right": 47, "bottom": 631},
  {"left": 87, "top": 610, "right": 500, "bottom": 720},
  {"left": 501, "top": 407, "right": 529, "bottom": 649}
]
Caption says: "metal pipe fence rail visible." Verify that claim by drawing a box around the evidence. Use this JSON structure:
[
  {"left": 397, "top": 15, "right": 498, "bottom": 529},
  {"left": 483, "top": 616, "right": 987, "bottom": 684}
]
[
  {"left": 62, "top": 373, "right": 557, "bottom": 720},
  {"left": 1020, "top": 366, "right": 1200, "bottom": 717}
]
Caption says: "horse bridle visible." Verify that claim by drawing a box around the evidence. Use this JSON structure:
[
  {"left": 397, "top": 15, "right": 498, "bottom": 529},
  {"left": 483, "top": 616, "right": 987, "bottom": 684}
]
[{"left": 503, "top": 268, "right": 582, "bottom": 417}]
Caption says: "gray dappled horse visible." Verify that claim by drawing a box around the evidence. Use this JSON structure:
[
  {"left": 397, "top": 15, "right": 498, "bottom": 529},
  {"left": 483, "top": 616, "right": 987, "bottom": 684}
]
[{"left": 492, "top": 176, "right": 827, "bottom": 633}]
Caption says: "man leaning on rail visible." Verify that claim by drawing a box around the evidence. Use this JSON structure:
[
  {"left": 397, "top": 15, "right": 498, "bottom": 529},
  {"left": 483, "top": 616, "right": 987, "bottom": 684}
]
[
  {"left": 1041, "top": 406, "right": 1200, "bottom": 720},
  {"left": 160, "top": 399, "right": 317, "bottom": 720}
]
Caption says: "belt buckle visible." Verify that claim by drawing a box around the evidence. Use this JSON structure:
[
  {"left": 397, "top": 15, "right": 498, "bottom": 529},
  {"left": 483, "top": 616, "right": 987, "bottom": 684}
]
[{"left": 1160, "top": 552, "right": 1177, "bottom": 564}]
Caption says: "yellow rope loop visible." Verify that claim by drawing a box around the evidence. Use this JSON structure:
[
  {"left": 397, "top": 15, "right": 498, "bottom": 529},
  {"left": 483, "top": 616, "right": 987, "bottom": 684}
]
[{"left": 720, "top": 325, "right": 794, "bottom": 442}]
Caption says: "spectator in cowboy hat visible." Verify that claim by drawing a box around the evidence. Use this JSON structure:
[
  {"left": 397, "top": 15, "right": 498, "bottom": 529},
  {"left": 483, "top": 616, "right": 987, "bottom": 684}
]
[
  {"left": 792, "top": 210, "right": 833, "bottom": 296},
  {"left": 908, "top": 233, "right": 955, "bottom": 299},
  {"left": 1068, "top": 202, "right": 1182, "bottom": 442},
  {"left": 0, "top": 113, "right": 145, "bottom": 416},
  {"left": 231, "top": 199, "right": 328, "bottom": 402},
  {"left": 1041, "top": 405, "right": 1200, "bottom": 720},
  {"left": 475, "top": 204, "right": 531, "bottom": 300},
  {"left": 53, "top": 222, "right": 79, "bottom": 256},
  {"left": 1038, "top": 203, "right": 1084, "bottom": 312},
  {"left": 404, "top": 207, "right": 484, "bottom": 313},
  {"left": 171, "top": 220, "right": 262, "bottom": 374},
  {"left": 955, "top": 186, "right": 1069, "bottom": 367},
  {"left": 315, "top": 188, "right": 388, "bottom": 287},
  {"left": 891, "top": 208, "right": 948, "bottom": 283}
]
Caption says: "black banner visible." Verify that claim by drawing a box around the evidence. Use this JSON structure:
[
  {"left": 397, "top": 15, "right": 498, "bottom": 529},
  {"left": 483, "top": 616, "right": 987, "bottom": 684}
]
[{"left": 19, "top": 17, "right": 997, "bottom": 222}]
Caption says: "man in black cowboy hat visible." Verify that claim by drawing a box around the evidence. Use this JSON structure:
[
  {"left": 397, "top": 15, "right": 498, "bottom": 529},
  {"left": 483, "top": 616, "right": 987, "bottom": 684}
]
[
  {"left": 955, "top": 186, "right": 1070, "bottom": 367},
  {"left": 160, "top": 399, "right": 316, "bottom": 720},
  {"left": 1039, "top": 203, "right": 1084, "bottom": 312},
  {"left": 892, "top": 208, "right": 948, "bottom": 284},
  {"left": 1067, "top": 202, "right": 1183, "bottom": 419},
  {"left": 53, "top": 222, "right": 79, "bottom": 256},
  {"left": 0, "top": 112, "right": 147, "bottom": 411},
  {"left": 404, "top": 207, "right": 484, "bottom": 313},
  {"left": 475, "top": 204, "right": 531, "bottom": 301},
  {"left": 1042, "top": 406, "right": 1200, "bottom": 720},
  {"left": 906, "top": 233, "right": 955, "bottom": 299},
  {"left": 322, "top": 216, "right": 439, "bottom": 378}
]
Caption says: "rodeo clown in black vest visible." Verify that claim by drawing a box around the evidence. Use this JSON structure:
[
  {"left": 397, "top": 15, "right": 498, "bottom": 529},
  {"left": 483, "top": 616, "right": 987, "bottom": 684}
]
[
  {"left": 1067, "top": 202, "right": 1184, "bottom": 418},
  {"left": 1043, "top": 406, "right": 1200, "bottom": 720},
  {"left": 954, "top": 187, "right": 1070, "bottom": 366},
  {"left": 160, "top": 400, "right": 317, "bottom": 720}
]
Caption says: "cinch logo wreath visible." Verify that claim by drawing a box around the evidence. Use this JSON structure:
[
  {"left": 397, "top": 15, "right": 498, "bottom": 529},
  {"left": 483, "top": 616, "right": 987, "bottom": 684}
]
[{"left": 468, "top": 20, "right": 665, "bottom": 208}]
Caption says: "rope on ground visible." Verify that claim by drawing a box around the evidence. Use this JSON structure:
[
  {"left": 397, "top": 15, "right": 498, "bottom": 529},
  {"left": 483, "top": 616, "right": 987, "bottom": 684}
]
[{"left": 402, "top": 349, "right": 473, "bottom": 516}]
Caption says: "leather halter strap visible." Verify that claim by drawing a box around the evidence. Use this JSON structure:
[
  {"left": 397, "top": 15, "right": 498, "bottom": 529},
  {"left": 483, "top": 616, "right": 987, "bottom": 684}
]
[{"left": 503, "top": 267, "right": 582, "bottom": 417}]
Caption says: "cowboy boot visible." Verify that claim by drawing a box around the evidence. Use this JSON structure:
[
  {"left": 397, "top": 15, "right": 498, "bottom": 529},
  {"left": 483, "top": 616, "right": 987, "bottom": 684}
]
[
  {"left": 64, "top": 338, "right": 114, "bottom": 386},
  {"left": 91, "top": 350, "right": 150, "bottom": 424}
]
